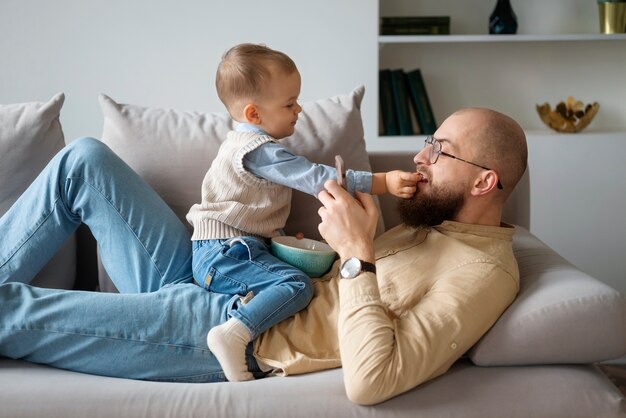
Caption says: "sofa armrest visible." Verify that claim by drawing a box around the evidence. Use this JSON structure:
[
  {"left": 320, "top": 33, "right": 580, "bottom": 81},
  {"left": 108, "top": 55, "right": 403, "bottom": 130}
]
[{"left": 469, "top": 226, "right": 626, "bottom": 366}]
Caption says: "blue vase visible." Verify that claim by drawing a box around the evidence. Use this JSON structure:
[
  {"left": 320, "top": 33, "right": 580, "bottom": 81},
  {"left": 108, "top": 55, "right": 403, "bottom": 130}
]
[{"left": 489, "top": 0, "right": 518, "bottom": 34}]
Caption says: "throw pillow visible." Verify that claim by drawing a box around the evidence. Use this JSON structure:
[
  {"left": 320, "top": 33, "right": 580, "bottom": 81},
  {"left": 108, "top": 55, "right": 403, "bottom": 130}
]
[
  {"left": 0, "top": 93, "right": 76, "bottom": 289},
  {"left": 469, "top": 226, "right": 626, "bottom": 365}
]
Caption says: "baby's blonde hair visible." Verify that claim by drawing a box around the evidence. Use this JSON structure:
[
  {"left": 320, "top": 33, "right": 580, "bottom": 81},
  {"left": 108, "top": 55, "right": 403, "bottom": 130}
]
[{"left": 216, "top": 43, "right": 297, "bottom": 113}]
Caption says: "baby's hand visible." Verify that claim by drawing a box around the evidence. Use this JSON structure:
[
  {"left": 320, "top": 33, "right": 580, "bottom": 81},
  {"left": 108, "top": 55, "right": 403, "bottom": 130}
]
[{"left": 386, "top": 170, "right": 420, "bottom": 198}]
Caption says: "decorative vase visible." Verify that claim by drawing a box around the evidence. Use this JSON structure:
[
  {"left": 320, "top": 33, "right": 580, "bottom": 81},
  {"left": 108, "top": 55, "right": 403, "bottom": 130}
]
[
  {"left": 489, "top": 0, "right": 518, "bottom": 34},
  {"left": 597, "top": 0, "right": 626, "bottom": 34}
]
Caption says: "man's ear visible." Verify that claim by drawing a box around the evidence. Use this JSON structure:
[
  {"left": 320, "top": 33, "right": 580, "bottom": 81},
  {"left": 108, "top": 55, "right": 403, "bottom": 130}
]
[
  {"left": 470, "top": 171, "right": 499, "bottom": 196},
  {"left": 243, "top": 103, "right": 261, "bottom": 124}
]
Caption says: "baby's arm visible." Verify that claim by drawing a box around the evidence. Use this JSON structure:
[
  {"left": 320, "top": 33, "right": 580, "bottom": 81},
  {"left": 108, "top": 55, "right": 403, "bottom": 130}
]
[{"left": 371, "top": 171, "right": 421, "bottom": 198}]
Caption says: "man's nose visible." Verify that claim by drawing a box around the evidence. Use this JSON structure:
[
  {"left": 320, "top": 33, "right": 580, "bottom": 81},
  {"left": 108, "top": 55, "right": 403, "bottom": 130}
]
[{"left": 414, "top": 146, "right": 430, "bottom": 165}]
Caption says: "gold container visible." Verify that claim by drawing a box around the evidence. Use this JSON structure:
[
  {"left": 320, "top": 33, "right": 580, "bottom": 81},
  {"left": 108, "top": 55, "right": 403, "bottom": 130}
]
[{"left": 598, "top": 1, "right": 626, "bottom": 34}]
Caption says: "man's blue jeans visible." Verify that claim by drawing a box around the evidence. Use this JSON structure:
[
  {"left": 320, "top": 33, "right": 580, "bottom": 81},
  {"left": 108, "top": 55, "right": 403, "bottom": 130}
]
[{"left": 0, "top": 137, "right": 265, "bottom": 382}]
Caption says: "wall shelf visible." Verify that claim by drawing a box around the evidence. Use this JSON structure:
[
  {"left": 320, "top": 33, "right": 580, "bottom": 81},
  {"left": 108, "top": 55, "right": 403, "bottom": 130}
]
[{"left": 379, "top": 33, "right": 626, "bottom": 44}]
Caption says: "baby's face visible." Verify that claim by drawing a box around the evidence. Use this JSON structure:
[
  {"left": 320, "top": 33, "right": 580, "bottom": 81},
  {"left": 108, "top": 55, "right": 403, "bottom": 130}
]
[{"left": 254, "top": 69, "right": 302, "bottom": 139}]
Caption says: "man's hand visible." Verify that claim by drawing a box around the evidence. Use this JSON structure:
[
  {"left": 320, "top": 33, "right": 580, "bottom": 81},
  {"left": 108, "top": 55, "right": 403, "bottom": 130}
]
[
  {"left": 385, "top": 170, "right": 420, "bottom": 199},
  {"left": 317, "top": 180, "right": 378, "bottom": 263}
]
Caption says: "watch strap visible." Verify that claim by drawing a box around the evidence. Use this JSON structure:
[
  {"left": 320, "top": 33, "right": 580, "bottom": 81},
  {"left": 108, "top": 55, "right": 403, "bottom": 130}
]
[{"left": 359, "top": 260, "right": 376, "bottom": 274}]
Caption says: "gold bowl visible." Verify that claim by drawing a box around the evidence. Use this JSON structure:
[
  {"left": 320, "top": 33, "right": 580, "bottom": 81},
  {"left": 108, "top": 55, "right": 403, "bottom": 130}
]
[{"left": 536, "top": 96, "right": 599, "bottom": 133}]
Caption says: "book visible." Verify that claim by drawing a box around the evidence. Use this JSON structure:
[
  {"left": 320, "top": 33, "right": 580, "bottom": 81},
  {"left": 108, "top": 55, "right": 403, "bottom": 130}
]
[
  {"left": 407, "top": 89, "right": 422, "bottom": 135},
  {"left": 381, "top": 16, "right": 450, "bottom": 25},
  {"left": 389, "top": 69, "right": 414, "bottom": 135},
  {"left": 380, "top": 16, "right": 450, "bottom": 35},
  {"left": 406, "top": 69, "right": 437, "bottom": 135},
  {"left": 379, "top": 69, "right": 399, "bottom": 136},
  {"left": 380, "top": 25, "right": 449, "bottom": 35}
]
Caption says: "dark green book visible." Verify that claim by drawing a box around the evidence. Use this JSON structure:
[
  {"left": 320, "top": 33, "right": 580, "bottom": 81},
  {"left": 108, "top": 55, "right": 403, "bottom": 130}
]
[
  {"left": 406, "top": 69, "right": 437, "bottom": 135},
  {"left": 380, "top": 16, "right": 450, "bottom": 35},
  {"left": 389, "top": 69, "right": 414, "bottom": 135},
  {"left": 381, "top": 25, "right": 450, "bottom": 35},
  {"left": 379, "top": 69, "right": 399, "bottom": 136},
  {"left": 381, "top": 16, "right": 450, "bottom": 25}
]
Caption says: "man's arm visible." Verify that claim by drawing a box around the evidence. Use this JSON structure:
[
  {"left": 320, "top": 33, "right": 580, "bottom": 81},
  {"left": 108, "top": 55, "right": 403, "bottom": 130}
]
[
  {"left": 317, "top": 180, "right": 378, "bottom": 264},
  {"left": 317, "top": 180, "right": 517, "bottom": 405},
  {"left": 336, "top": 264, "right": 517, "bottom": 405}
]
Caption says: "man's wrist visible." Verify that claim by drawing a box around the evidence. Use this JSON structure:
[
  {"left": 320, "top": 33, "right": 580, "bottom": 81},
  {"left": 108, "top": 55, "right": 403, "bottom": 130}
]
[
  {"left": 339, "top": 257, "right": 376, "bottom": 279},
  {"left": 339, "top": 247, "right": 374, "bottom": 265}
]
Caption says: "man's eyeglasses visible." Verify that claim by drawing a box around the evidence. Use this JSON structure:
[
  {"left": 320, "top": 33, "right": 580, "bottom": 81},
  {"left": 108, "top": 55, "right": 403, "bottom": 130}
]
[{"left": 423, "top": 136, "right": 503, "bottom": 190}]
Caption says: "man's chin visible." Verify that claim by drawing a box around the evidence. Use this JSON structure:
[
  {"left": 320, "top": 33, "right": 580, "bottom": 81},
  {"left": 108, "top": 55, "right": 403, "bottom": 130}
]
[{"left": 396, "top": 188, "right": 465, "bottom": 228}]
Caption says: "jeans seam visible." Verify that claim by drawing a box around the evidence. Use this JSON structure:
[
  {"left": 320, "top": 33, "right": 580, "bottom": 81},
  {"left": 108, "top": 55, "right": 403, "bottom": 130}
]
[
  {"left": 0, "top": 196, "right": 63, "bottom": 270},
  {"left": 2, "top": 326, "right": 209, "bottom": 352},
  {"left": 65, "top": 175, "right": 166, "bottom": 282}
]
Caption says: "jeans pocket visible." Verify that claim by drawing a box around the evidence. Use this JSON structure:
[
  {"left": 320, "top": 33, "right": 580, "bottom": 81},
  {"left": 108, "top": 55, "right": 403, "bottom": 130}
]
[
  {"left": 206, "top": 266, "right": 248, "bottom": 295},
  {"left": 222, "top": 239, "right": 251, "bottom": 261}
]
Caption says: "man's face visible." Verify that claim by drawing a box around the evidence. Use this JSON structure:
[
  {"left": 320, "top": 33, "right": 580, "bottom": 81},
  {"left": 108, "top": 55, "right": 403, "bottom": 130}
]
[{"left": 397, "top": 112, "right": 477, "bottom": 227}]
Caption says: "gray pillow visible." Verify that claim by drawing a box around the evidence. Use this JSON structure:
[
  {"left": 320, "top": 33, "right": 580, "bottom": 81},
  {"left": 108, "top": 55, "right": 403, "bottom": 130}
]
[
  {"left": 469, "top": 226, "right": 626, "bottom": 365},
  {"left": 97, "top": 87, "right": 383, "bottom": 290},
  {"left": 0, "top": 93, "right": 76, "bottom": 289}
]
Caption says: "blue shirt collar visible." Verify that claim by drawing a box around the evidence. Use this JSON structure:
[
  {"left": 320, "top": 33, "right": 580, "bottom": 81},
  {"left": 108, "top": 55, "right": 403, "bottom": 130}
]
[{"left": 235, "top": 123, "right": 267, "bottom": 135}]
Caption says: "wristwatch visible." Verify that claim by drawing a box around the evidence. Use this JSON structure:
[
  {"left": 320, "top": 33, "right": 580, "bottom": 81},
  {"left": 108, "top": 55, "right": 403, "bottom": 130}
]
[{"left": 339, "top": 257, "right": 376, "bottom": 279}]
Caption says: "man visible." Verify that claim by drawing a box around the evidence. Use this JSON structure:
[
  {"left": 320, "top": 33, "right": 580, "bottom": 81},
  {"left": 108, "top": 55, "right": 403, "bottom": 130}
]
[
  {"left": 0, "top": 108, "right": 527, "bottom": 405},
  {"left": 256, "top": 107, "right": 527, "bottom": 404}
]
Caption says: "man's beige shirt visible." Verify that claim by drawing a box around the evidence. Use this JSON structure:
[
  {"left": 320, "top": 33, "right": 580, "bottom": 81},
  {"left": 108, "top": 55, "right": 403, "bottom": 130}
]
[{"left": 254, "top": 221, "right": 519, "bottom": 404}]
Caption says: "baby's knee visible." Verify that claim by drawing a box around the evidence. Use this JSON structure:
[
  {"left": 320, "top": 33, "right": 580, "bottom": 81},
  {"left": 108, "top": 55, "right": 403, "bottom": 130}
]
[{"left": 296, "top": 274, "right": 314, "bottom": 305}]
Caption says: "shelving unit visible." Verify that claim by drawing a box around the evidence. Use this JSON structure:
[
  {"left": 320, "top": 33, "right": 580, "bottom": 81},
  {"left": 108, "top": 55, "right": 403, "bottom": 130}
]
[
  {"left": 376, "top": 31, "right": 626, "bottom": 147},
  {"left": 374, "top": 1, "right": 626, "bottom": 298}
]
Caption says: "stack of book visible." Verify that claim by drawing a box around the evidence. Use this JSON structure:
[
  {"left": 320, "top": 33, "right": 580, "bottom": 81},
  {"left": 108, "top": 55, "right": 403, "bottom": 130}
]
[
  {"left": 380, "top": 16, "right": 450, "bottom": 35},
  {"left": 379, "top": 68, "right": 437, "bottom": 136}
]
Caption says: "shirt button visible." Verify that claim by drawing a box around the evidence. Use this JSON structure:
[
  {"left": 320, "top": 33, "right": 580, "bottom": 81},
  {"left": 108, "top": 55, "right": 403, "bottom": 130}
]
[
  {"left": 450, "top": 342, "right": 458, "bottom": 350},
  {"left": 386, "top": 249, "right": 396, "bottom": 256}
]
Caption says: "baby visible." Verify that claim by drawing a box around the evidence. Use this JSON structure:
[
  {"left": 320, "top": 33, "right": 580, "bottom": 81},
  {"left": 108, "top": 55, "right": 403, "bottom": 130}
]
[{"left": 186, "top": 43, "right": 419, "bottom": 381}]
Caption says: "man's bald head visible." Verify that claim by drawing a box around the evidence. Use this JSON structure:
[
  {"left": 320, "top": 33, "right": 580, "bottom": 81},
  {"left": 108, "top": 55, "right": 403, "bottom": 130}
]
[{"left": 447, "top": 108, "right": 527, "bottom": 200}]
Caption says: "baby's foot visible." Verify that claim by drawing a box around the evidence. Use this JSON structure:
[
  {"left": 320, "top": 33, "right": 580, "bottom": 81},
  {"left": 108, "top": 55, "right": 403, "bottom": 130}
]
[{"left": 207, "top": 317, "right": 253, "bottom": 382}]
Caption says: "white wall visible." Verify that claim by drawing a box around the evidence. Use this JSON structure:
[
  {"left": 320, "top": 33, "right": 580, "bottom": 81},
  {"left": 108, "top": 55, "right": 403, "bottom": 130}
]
[
  {"left": 0, "top": 0, "right": 377, "bottom": 141},
  {"left": 526, "top": 132, "right": 626, "bottom": 295}
]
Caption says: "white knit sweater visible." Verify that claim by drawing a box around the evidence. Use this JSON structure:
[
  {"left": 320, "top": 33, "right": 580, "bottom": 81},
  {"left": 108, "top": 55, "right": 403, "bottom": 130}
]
[{"left": 186, "top": 130, "right": 292, "bottom": 240}]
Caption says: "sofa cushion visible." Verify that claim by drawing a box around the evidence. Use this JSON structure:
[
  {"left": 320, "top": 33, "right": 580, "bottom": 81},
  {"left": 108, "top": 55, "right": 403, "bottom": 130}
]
[
  {"left": 469, "top": 226, "right": 626, "bottom": 365},
  {"left": 1, "top": 358, "right": 624, "bottom": 418},
  {"left": 0, "top": 93, "right": 76, "bottom": 289},
  {"left": 97, "top": 87, "right": 383, "bottom": 290}
]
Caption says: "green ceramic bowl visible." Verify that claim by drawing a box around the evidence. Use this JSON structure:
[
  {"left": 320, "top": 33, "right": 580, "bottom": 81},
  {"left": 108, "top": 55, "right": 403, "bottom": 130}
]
[{"left": 270, "top": 236, "right": 337, "bottom": 278}]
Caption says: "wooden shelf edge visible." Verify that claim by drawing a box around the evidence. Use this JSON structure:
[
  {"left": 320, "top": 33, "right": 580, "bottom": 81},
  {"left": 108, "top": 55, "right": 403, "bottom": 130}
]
[{"left": 378, "top": 34, "right": 626, "bottom": 44}]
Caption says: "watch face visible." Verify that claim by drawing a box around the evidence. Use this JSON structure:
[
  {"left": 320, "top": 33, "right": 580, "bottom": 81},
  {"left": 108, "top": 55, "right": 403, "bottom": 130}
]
[{"left": 340, "top": 257, "right": 361, "bottom": 279}]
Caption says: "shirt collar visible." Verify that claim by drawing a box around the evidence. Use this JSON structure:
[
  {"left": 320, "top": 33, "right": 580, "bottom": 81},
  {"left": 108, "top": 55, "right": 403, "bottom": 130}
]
[
  {"left": 235, "top": 122, "right": 267, "bottom": 135},
  {"left": 435, "top": 220, "right": 515, "bottom": 241}
]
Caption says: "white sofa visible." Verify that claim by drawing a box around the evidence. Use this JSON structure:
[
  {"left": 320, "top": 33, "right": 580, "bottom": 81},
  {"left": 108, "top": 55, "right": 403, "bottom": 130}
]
[{"left": 1, "top": 90, "right": 625, "bottom": 418}]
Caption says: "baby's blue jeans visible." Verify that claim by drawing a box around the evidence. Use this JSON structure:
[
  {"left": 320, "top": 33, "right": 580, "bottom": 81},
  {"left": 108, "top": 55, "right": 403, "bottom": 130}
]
[
  {"left": 192, "top": 238, "right": 313, "bottom": 339},
  {"left": 0, "top": 137, "right": 266, "bottom": 382}
]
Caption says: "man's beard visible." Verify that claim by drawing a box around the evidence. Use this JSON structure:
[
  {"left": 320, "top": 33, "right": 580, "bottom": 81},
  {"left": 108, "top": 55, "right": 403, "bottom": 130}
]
[{"left": 396, "top": 183, "right": 465, "bottom": 228}]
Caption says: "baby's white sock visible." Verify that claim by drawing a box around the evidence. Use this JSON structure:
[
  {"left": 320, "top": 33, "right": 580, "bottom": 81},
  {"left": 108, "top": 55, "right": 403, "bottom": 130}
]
[{"left": 207, "top": 317, "right": 253, "bottom": 382}]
